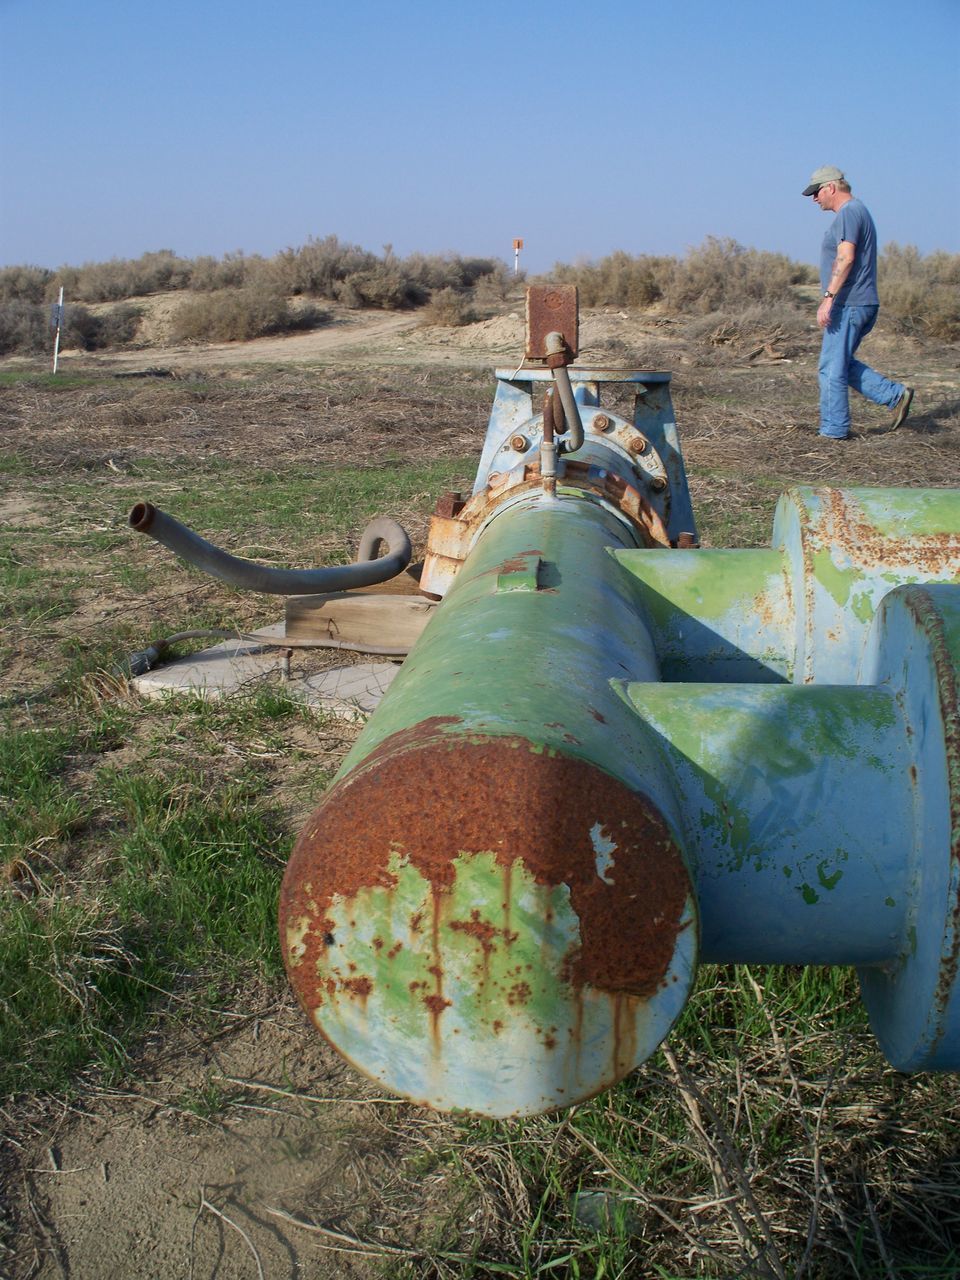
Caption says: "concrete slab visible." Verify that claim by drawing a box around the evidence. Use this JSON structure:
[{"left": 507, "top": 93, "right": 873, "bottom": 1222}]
[
  {"left": 131, "top": 625, "right": 401, "bottom": 720},
  {"left": 296, "top": 663, "right": 401, "bottom": 721}
]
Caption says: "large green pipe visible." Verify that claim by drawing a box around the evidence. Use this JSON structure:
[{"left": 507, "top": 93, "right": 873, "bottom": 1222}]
[{"left": 279, "top": 494, "right": 699, "bottom": 1117}]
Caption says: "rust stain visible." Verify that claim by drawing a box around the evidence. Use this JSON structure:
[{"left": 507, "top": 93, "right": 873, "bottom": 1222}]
[
  {"left": 423, "top": 993, "right": 452, "bottom": 1016},
  {"left": 421, "top": 457, "right": 670, "bottom": 593},
  {"left": 280, "top": 731, "right": 691, "bottom": 1022},
  {"left": 448, "top": 911, "right": 518, "bottom": 954},
  {"left": 340, "top": 975, "right": 373, "bottom": 999},
  {"left": 816, "top": 488, "right": 960, "bottom": 575},
  {"left": 611, "top": 993, "right": 640, "bottom": 1078},
  {"left": 588, "top": 708, "right": 607, "bottom": 723}
]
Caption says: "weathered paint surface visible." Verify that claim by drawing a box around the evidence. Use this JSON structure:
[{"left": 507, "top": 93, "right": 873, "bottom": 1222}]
[
  {"left": 622, "top": 682, "right": 912, "bottom": 965},
  {"left": 281, "top": 736, "right": 696, "bottom": 1116},
  {"left": 774, "top": 487, "right": 960, "bottom": 683},
  {"left": 616, "top": 548, "right": 791, "bottom": 682},
  {"left": 858, "top": 585, "right": 960, "bottom": 1069},
  {"left": 615, "top": 487, "right": 960, "bottom": 687}
]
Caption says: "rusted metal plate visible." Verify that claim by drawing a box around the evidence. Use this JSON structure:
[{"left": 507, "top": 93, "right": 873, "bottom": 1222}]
[
  {"left": 280, "top": 733, "right": 696, "bottom": 1116},
  {"left": 525, "top": 285, "right": 579, "bottom": 361}
]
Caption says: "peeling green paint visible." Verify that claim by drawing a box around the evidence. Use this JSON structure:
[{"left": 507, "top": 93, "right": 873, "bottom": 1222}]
[
  {"left": 811, "top": 549, "right": 861, "bottom": 609},
  {"left": 853, "top": 488, "right": 960, "bottom": 539},
  {"left": 800, "top": 883, "right": 820, "bottom": 905},
  {"left": 850, "top": 589, "right": 876, "bottom": 624},
  {"left": 323, "top": 850, "right": 579, "bottom": 1041},
  {"left": 616, "top": 549, "right": 783, "bottom": 624},
  {"left": 817, "top": 861, "right": 843, "bottom": 891}
]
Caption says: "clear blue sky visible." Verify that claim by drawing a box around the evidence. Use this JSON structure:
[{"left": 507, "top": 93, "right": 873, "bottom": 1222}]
[{"left": 2, "top": 0, "right": 958, "bottom": 274}]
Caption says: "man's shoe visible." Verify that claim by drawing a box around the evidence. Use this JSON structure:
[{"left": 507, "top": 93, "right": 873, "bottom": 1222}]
[
  {"left": 818, "top": 431, "right": 850, "bottom": 440},
  {"left": 890, "top": 387, "right": 914, "bottom": 430}
]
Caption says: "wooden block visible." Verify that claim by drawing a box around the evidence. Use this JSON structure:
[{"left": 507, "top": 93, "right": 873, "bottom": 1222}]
[{"left": 285, "top": 591, "right": 436, "bottom": 649}]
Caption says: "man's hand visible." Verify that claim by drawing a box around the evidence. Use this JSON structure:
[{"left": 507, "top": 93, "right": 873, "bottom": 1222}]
[{"left": 819, "top": 240, "right": 856, "bottom": 328}]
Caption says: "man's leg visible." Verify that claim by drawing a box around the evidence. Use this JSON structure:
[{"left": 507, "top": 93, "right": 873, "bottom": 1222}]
[
  {"left": 818, "top": 307, "right": 857, "bottom": 439},
  {"left": 818, "top": 305, "right": 905, "bottom": 438},
  {"left": 844, "top": 305, "right": 906, "bottom": 408}
]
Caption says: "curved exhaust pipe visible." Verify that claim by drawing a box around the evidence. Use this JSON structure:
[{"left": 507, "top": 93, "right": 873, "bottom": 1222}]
[{"left": 129, "top": 501, "right": 412, "bottom": 595}]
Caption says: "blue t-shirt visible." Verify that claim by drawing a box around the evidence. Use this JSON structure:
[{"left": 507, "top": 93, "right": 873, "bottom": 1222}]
[{"left": 820, "top": 198, "right": 879, "bottom": 306}]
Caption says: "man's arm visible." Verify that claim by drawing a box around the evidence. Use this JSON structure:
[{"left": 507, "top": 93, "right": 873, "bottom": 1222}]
[{"left": 817, "top": 240, "right": 856, "bottom": 329}]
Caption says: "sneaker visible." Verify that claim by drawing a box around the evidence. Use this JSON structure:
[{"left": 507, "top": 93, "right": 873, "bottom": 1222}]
[
  {"left": 890, "top": 387, "right": 914, "bottom": 430},
  {"left": 818, "top": 431, "right": 850, "bottom": 440}
]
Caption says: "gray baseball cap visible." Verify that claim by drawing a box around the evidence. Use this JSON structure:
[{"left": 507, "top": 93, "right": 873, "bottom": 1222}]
[{"left": 803, "top": 165, "right": 845, "bottom": 196}]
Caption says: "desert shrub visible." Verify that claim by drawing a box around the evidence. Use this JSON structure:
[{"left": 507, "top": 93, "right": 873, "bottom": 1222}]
[
  {"left": 0, "top": 300, "right": 143, "bottom": 354},
  {"left": 548, "top": 251, "right": 675, "bottom": 307},
  {"left": 335, "top": 264, "right": 424, "bottom": 310},
  {"left": 0, "top": 264, "right": 56, "bottom": 304},
  {"left": 666, "top": 238, "right": 813, "bottom": 313},
  {"left": 64, "top": 303, "right": 143, "bottom": 350},
  {"left": 0, "top": 300, "right": 49, "bottom": 354},
  {"left": 188, "top": 251, "right": 265, "bottom": 291},
  {"left": 168, "top": 287, "right": 325, "bottom": 342},
  {"left": 270, "top": 235, "right": 381, "bottom": 297},
  {"left": 402, "top": 253, "right": 503, "bottom": 294},
  {"left": 472, "top": 262, "right": 514, "bottom": 307},
  {"left": 879, "top": 243, "right": 960, "bottom": 341},
  {"left": 267, "top": 238, "right": 505, "bottom": 310},
  {"left": 542, "top": 243, "right": 814, "bottom": 312},
  {"left": 419, "top": 287, "right": 475, "bottom": 327},
  {"left": 55, "top": 250, "right": 194, "bottom": 302}
]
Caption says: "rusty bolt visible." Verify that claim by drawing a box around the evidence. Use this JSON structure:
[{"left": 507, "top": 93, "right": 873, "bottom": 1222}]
[
  {"left": 628, "top": 435, "right": 648, "bottom": 455},
  {"left": 590, "top": 413, "right": 611, "bottom": 433},
  {"left": 651, "top": 475, "right": 668, "bottom": 493},
  {"left": 510, "top": 434, "right": 530, "bottom": 453}
]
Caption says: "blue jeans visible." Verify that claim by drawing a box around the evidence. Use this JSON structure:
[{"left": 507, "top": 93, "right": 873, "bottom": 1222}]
[{"left": 818, "top": 305, "right": 905, "bottom": 438}]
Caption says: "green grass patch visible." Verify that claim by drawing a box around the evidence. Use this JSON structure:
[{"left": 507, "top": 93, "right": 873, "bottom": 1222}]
[{"left": 0, "top": 692, "right": 317, "bottom": 1096}]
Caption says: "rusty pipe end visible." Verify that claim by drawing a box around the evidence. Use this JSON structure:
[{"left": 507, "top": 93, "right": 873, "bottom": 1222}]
[
  {"left": 280, "top": 730, "right": 698, "bottom": 1116},
  {"left": 129, "top": 501, "right": 157, "bottom": 533}
]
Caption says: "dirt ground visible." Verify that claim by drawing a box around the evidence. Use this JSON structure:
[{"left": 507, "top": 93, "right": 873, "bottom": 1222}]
[{"left": 2, "top": 299, "right": 960, "bottom": 1278}]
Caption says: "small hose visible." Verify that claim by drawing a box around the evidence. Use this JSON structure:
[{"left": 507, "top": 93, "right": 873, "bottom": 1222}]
[
  {"left": 129, "top": 502, "right": 412, "bottom": 595},
  {"left": 551, "top": 364, "right": 585, "bottom": 455},
  {"left": 543, "top": 331, "right": 584, "bottom": 455}
]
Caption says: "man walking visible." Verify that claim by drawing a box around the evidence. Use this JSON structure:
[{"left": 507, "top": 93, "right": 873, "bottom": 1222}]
[{"left": 803, "top": 165, "right": 913, "bottom": 440}]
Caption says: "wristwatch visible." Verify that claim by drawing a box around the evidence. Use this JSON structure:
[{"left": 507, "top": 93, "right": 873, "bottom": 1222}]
[{"left": 823, "top": 290, "right": 835, "bottom": 299}]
